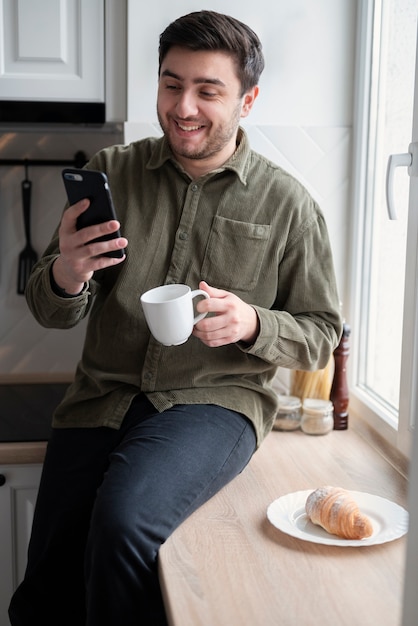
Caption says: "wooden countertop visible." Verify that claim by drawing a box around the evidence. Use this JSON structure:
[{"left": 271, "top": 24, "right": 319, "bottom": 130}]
[
  {"left": 0, "top": 442, "right": 46, "bottom": 465},
  {"left": 159, "top": 425, "right": 408, "bottom": 626}
]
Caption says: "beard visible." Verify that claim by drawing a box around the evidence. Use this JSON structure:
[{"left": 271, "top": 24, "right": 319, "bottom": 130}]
[{"left": 157, "top": 102, "right": 242, "bottom": 162}]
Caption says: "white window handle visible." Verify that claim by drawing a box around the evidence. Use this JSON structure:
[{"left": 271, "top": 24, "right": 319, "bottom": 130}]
[
  {"left": 386, "top": 152, "right": 412, "bottom": 220},
  {"left": 385, "top": 143, "right": 417, "bottom": 220}
]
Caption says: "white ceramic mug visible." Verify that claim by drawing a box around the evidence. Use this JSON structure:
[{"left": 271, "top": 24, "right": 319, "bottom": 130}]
[{"left": 140, "top": 284, "right": 210, "bottom": 346}]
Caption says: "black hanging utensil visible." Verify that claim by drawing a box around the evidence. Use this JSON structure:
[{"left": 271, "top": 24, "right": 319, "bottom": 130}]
[{"left": 17, "top": 169, "right": 38, "bottom": 294}]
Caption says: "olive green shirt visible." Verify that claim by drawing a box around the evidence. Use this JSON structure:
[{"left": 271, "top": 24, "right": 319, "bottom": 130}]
[{"left": 26, "top": 129, "right": 342, "bottom": 446}]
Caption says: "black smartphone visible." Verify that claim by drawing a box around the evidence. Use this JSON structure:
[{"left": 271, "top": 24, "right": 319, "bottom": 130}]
[{"left": 62, "top": 168, "right": 125, "bottom": 259}]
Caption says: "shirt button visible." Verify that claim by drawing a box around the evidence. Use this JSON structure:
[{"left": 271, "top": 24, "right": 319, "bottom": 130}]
[
  {"left": 191, "top": 183, "right": 198, "bottom": 192},
  {"left": 179, "top": 231, "right": 188, "bottom": 241},
  {"left": 143, "top": 372, "right": 152, "bottom": 381}
]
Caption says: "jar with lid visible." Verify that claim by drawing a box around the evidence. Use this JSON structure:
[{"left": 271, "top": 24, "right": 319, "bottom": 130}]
[
  {"left": 301, "top": 398, "right": 334, "bottom": 435},
  {"left": 273, "top": 395, "right": 302, "bottom": 431}
]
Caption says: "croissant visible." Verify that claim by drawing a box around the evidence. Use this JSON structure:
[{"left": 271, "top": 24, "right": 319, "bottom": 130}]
[{"left": 305, "top": 486, "right": 373, "bottom": 539}]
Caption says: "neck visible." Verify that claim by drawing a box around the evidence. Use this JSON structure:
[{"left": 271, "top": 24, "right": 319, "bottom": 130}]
[{"left": 177, "top": 135, "right": 241, "bottom": 180}]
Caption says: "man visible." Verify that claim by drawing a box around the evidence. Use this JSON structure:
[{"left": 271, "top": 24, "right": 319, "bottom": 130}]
[{"left": 9, "top": 10, "right": 342, "bottom": 626}]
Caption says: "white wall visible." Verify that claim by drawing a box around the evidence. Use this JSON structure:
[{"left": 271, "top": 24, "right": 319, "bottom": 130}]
[
  {"left": 127, "top": 0, "right": 355, "bottom": 126},
  {"left": 0, "top": 0, "right": 356, "bottom": 380}
]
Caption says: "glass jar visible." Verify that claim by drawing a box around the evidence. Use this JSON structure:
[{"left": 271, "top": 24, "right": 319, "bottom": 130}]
[
  {"left": 273, "top": 395, "right": 302, "bottom": 431},
  {"left": 301, "top": 398, "right": 334, "bottom": 435}
]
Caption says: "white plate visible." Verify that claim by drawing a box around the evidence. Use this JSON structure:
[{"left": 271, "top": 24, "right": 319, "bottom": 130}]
[{"left": 267, "top": 489, "right": 409, "bottom": 546}]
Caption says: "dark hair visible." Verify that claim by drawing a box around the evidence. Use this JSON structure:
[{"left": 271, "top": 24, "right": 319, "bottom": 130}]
[{"left": 158, "top": 10, "right": 264, "bottom": 95}]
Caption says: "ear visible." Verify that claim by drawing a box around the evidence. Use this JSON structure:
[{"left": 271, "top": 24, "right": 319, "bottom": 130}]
[{"left": 240, "top": 86, "right": 259, "bottom": 118}]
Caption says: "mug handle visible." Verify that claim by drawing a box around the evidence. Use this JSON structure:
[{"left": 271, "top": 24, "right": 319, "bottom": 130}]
[{"left": 191, "top": 289, "right": 210, "bottom": 324}]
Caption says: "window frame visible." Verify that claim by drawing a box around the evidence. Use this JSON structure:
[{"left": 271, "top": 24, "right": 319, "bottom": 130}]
[{"left": 348, "top": 0, "right": 415, "bottom": 457}]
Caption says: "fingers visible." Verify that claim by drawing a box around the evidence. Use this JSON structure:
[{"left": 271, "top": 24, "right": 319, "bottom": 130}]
[
  {"left": 74, "top": 220, "right": 127, "bottom": 253},
  {"left": 198, "top": 281, "right": 226, "bottom": 297},
  {"left": 61, "top": 199, "right": 127, "bottom": 250},
  {"left": 195, "top": 281, "right": 230, "bottom": 314},
  {"left": 193, "top": 281, "right": 259, "bottom": 347},
  {"left": 63, "top": 198, "right": 91, "bottom": 225},
  {"left": 57, "top": 199, "right": 128, "bottom": 287}
]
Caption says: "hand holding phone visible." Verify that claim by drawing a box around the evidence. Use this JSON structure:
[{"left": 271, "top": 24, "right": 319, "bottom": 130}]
[{"left": 62, "top": 168, "right": 125, "bottom": 259}]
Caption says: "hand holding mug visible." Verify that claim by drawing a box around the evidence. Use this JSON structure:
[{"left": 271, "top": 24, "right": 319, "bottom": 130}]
[{"left": 193, "top": 281, "right": 259, "bottom": 347}]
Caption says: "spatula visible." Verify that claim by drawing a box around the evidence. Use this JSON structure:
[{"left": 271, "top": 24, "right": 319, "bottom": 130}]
[{"left": 17, "top": 176, "right": 38, "bottom": 294}]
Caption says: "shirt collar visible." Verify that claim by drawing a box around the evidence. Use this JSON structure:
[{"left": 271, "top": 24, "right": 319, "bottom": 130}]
[{"left": 146, "top": 127, "right": 251, "bottom": 185}]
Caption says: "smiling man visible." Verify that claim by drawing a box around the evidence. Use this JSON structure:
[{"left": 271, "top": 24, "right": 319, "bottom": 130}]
[
  {"left": 157, "top": 47, "right": 258, "bottom": 177},
  {"left": 9, "top": 11, "right": 342, "bottom": 626}
]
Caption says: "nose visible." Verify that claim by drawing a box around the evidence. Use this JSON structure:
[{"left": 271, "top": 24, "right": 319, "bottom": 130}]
[{"left": 176, "top": 90, "right": 199, "bottom": 118}]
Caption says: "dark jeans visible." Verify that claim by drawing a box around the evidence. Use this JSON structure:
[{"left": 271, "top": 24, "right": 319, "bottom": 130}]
[{"left": 8, "top": 394, "right": 256, "bottom": 626}]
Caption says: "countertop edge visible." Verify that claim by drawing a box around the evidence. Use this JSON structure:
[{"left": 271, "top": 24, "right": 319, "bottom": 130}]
[
  {"left": 0, "top": 442, "right": 47, "bottom": 465},
  {"left": 0, "top": 415, "right": 408, "bottom": 471}
]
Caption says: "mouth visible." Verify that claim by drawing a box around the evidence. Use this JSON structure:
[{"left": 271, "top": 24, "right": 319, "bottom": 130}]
[{"left": 176, "top": 121, "right": 204, "bottom": 133}]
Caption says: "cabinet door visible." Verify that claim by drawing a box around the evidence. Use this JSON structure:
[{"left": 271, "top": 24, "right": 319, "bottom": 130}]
[
  {"left": 0, "top": 465, "right": 42, "bottom": 626},
  {"left": 0, "top": 0, "right": 104, "bottom": 102}
]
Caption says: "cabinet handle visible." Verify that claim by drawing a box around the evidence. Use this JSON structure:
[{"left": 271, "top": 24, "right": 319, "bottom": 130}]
[{"left": 0, "top": 474, "right": 6, "bottom": 486}]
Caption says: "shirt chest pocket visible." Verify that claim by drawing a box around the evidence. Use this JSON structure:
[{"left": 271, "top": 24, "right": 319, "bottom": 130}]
[{"left": 201, "top": 216, "right": 271, "bottom": 292}]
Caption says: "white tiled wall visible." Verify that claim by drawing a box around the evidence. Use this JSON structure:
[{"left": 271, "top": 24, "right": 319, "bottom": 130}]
[
  {"left": 0, "top": 127, "right": 124, "bottom": 381},
  {"left": 244, "top": 124, "right": 350, "bottom": 287}
]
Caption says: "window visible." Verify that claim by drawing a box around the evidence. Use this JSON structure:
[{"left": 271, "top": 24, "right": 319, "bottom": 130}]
[{"left": 350, "top": 0, "right": 417, "bottom": 456}]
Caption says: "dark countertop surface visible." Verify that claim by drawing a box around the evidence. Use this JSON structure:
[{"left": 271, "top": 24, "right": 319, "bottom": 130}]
[{"left": 0, "top": 383, "right": 69, "bottom": 442}]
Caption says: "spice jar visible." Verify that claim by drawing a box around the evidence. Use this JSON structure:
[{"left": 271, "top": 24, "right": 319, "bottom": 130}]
[
  {"left": 273, "top": 395, "right": 302, "bottom": 431},
  {"left": 301, "top": 398, "right": 334, "bottom": 435}
]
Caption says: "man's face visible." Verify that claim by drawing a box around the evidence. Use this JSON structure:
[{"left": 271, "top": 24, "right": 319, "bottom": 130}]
[{"left": 157, "top": 46, "right": 258, "bottom": 177}]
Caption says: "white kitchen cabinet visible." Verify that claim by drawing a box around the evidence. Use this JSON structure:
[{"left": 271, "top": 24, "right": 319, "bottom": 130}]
[
  {"left": 0, "top": 0, "right": 104, "bottom": 102},
  {"left": 0, "top": 0, "right": 127, "bottom": 125},
  {"left": 0, "top": 0, "right": 127, "bottom": 124},
  {"left": 0, "top": 464, "right": 42, "bottom": 626}
]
